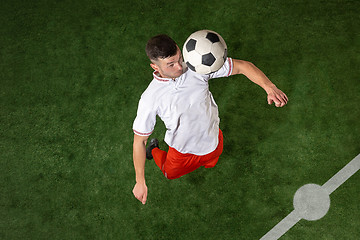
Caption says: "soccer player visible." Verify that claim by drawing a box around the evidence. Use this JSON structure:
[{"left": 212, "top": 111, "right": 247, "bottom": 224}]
[{"left": 132, "top": 34, "right": 288, "bottom": 204}]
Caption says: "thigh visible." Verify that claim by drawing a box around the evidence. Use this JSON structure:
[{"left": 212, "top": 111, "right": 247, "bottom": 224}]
[{"left": 163, "top": 148, "right": 201, "bottom": 179}]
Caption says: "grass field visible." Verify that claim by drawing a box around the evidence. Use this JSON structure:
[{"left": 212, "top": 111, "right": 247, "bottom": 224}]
[{"left": 1, "top": 0, "right": 359, "bottom": 239}]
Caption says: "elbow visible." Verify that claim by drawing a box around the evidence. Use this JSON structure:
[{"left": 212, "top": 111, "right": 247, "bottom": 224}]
[{"left": 133, "top": 134, "right": 148, "bottom": 147}]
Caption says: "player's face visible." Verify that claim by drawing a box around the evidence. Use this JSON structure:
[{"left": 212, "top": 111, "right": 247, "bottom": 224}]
[{"left": 151, "top": 47, "right": 185, "bottom": 79}]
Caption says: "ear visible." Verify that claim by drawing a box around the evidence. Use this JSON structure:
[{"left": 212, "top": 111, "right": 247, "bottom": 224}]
[{"left": 150, "top": 63, "right": 159, "bottom": 72}]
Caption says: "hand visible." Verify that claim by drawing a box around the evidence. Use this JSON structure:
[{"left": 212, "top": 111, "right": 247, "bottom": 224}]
[
  {"left": 266, "top": 85, "right": 288, "bottom": 107},
  {"left": 132, "top": 182, "right": 148, "bottom": 204}
]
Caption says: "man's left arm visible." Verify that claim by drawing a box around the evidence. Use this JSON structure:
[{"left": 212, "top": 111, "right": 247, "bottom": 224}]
[{"left": 231, "top": 59, "right": 288, "bottom": 107}]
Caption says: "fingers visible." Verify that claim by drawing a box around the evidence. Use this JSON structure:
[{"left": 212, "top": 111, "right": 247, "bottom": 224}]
[
  {"left": 142, "top": 191, "right": 147, "bottom": 205},
  {"left": 134, "top": 192, "right": 147, "bottom": 204},
  {"left": 132, "top": 189, "right": 140, "bottom": 201},
  {"left": 268, "top": 94, "right": 288, "bottom": 107},
  {"left": 266, "top": 86, "right": 289, "bottom": 107},
  {"left": 280, "top": 93, "right": 289, "bottom": 106},
  {"left": 275, "top": 98, "right": 286, "bottom": 107},
  {"left": 275, "top": 100, "right": 282, "bottom": 107},
  {"left": 279, "top": 93, "right": 289, "bottom": 105},
  {"left": 283, "top": 93, "right": 289, "bottom": 102},
  {"left": 277, "top": 97, "right": 285, "bottom": 107},
  {"left": 132, "top": 183, "right": 148, "bottom": 204}
]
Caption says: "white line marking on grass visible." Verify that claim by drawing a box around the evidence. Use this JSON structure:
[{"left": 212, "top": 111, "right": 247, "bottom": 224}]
[
  {"left": 260, "top": 210, "right": 301, "bottom": 240},
  {"left": 322, "top": 154, "right": 360, "bottom": 194},
  {"left": 260, "top": 153, "right": 360, "bottom": 240},
  {"left": 293, "top": 184, "right": 330, "bottom": 221}
]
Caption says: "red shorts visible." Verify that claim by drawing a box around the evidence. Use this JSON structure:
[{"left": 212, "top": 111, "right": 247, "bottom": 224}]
[{"left": 152, "top": 129, "right": 224, "bottom": 179}]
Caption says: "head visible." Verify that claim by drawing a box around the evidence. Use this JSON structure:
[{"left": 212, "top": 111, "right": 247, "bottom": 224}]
[{"left": 146, "top": 34, "right": 184, "bottom": 79}]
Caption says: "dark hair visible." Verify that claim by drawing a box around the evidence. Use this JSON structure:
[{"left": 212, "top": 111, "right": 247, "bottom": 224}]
[{"left": 145, "top": 34, "right": 178, "bottom": 61}]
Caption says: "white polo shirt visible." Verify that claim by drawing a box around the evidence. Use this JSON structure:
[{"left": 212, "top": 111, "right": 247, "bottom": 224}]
[{"left": 133, "top": 58, "right": 233, "bottom": 155}]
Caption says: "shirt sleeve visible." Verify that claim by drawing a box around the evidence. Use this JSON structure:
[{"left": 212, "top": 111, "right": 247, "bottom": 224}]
[
  {"left": 209, "top": 57, "right": 233, "bottom": 79},
  {"left": 132, "top": 95, "right": 157, "bottom": 136}
]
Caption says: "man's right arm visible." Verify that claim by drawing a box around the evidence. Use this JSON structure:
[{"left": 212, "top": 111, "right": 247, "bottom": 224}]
[{"left": 132, "top": 133, "right": 149, "bottom": 204}]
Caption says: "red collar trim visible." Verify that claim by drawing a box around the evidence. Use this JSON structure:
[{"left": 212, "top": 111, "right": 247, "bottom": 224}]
[{"left": 153, "top": 71, "right": 170, "bottom": 82}]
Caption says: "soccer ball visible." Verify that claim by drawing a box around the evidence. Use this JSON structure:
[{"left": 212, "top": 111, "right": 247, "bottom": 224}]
[{"left": 183, "top": 30, "right": 227, "bottom": 74}]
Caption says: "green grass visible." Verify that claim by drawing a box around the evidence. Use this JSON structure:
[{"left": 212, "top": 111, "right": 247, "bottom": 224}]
[{"left": 1, "top": 0, "right": 359, "bottom": 239}]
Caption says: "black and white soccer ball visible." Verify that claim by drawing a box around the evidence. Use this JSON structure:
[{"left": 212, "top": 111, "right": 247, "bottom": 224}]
[{"left": 183, "top": 30, "right": 227, "bottom": 74}]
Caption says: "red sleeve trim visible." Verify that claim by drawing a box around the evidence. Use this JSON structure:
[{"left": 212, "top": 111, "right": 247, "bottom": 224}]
[
  {"left": 133, "top": 129, "right": 153, "bottom": 136},
  {"left": 227, "top": 58, "right": 233, "bottom": 77}
]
